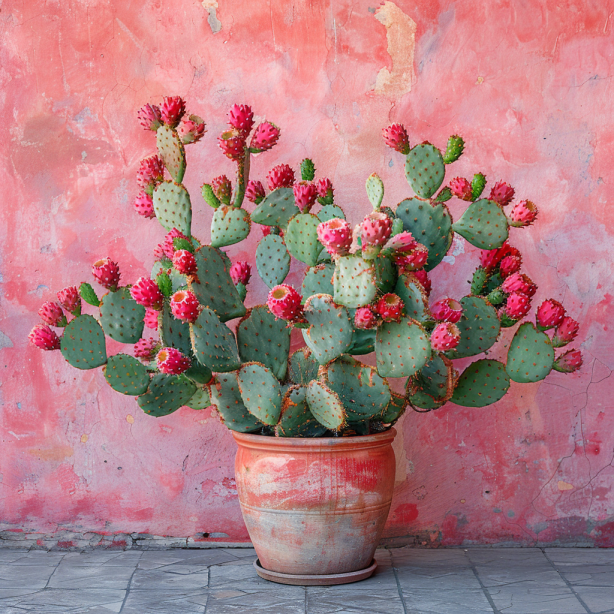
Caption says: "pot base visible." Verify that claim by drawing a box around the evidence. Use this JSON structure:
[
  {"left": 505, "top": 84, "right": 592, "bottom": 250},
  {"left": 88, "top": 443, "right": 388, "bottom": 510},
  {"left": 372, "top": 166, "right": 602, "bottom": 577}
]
[{"left": 253, "top": 558, "right": 377, "bottom": 586}]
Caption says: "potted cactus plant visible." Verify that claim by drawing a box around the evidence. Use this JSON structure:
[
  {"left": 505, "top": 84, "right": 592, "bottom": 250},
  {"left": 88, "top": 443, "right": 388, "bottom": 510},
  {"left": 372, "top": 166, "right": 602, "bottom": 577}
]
[{"left": 29, "top": 97, "right": 582, "bottom": 585}]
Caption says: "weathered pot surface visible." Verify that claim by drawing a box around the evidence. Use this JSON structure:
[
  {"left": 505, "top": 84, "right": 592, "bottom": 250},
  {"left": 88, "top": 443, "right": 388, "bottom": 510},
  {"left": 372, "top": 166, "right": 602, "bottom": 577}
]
[{"left": 233, "top": 428, "right": 396, "bottom": 578}]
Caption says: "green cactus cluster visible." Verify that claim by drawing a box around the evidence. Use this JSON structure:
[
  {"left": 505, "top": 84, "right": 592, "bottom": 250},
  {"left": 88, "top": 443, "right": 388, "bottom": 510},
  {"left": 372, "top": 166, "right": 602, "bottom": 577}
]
[{"left": 30, "top": 99, "right": 582, "bottom": 436}]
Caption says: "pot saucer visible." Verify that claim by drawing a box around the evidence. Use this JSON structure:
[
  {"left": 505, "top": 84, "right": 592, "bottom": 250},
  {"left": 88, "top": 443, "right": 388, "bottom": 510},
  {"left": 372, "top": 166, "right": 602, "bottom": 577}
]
[{"left": 253, "top": 558, "right": 377, "bottom": 586}]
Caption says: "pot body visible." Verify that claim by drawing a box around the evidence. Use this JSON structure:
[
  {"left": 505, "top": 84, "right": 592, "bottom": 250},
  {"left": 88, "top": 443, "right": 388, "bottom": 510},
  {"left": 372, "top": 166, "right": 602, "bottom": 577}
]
[{"left": 233, "top": 429, "right": 396, "bottom": 576}]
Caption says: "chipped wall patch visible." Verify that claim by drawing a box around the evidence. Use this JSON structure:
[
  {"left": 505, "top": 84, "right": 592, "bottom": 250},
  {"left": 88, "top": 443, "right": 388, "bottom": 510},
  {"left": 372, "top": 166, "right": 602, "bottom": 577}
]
[{"left": 202, "top": 0, "right": 222, "bottom": 34}]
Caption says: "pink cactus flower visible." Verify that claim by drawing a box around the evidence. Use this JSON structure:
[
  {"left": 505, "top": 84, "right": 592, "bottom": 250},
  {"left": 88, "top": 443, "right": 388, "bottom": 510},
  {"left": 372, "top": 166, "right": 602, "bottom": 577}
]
[
  {"left": 267, "top": 164, "right": 295, "bottom": 191},
  {"left": 28, "top": 324, "right": 61, "bottom": 351},
  {"left": 449, "top": 177, "right": 473, "bottom": 201},
  {"left": 489, "top": 180, "right": 515, "bottom": 207},
  {"left": 38, "top": 302, "right": 66, "bottom": 327},
  {"left": 382, "top": 124, "right": 410, "bottom": 155},
  {"left": 57, "top": 286, "right": 81, "bottom": 316},
  {"left": 156, "top": 347, "right": 191, "bottom": 375},
  {"left": 228, "top": 104, "right": 254, "bottom": 135},
  {"left": 354, "top": 307, "right": 378, "bottom": 329},
  {"left": 159, "top": 96, "right": 186, "bottom": 128},
  {"left": 374, "top": 293, "right": 404, "bottom": 323},
  {"left": 553, "top": 349, "right": 583, "bottom": 373},
  {"left": 92, "top": 258, "right": 121, "bottom": 291},
  {"left": 552, "top": 316, "right": 580, "bottom": 348},
  {"left": 137, "top": 103, "right": 162, "bottom": 131},
  {"left": 267, "top": 285, "right": 303, "bottom": 322},
  {"left": 510, "top": 200, "right": 538, "bottom": 227}
]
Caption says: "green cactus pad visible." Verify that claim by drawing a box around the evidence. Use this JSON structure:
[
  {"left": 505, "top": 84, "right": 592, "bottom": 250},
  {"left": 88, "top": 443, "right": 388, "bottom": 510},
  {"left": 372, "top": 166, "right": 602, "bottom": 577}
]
[
  {"left": 284, "top": 213, "right": 322, "bottom": 267},
  {"left": 375, "top": 317, "right": 430, "bottom": 378},
  {"left": 160, "top": 300, "right": 193, "bottom": 356},
  {"left": 434, "top": 187, "right": 453, "bottom": 203},
  {"left": 79, "top": 282, "right": 100, "bottom": 307},
  {"left": 483, "top": 272, "right": 503, "bottom": 296},
  {"left": 451, "top": 359, "right": 510, "bottom": 407},
  {"left": 452, "top": 199, "right": 509, "bottom": 250},
  {"left": 405, "top": 143, "right": 445, "bottom": 199},
  {"left": 506, "top": 323, "right": 555, "bottom": 383},
  {"left": 208, "top": 373, "right": 263, "bottom": 433},
  {"left": 156, "top": 125, "right": 186, "bottom": 184},
  {"left": 103, "top": 354, "right": 150, "bottom": 396},
  {"left": 408, "top": 353, "right": 454, "bottom": 409},
  {"left": 381, "top": 392, "right": 408, "bottom": 424},
  {"left": 60, "top": 314, "right": 107, "bottom": 370},
  {"left": 190, "top": 246, "right": 246, "bottom": 322},
  {"left": 300, "top": 159, "right": 316, "bottom": 181},
  {"left": 156, "top": 272, "right": 173, "bottom": 297},
  {"left": 395, "top": 273, "right": 430, "bottom": 322},
  {"left": 306, "top": 380, "right": 346, "bottom": 431},
  {"left": 471, "top": 267, "right": 488, "bottom": 295},
  {"left": 255, "top": 234, "right": 291, "bottom": 289},
  {"left": 153, "top": 181, "right": 192, "bottom": 237},
  {"left": 302, "top": 264, "right": 334, "bottom": 299},
  {"left": 186, "top": 385, "right": 211, "bottom": 410},
  {"left": 211, "top": 206, "right": 251, "bottom": 248},
  {"left": 201, "top": 183, "right": 221, "bottom": 209},
  {"left": 471, "top": 173, "right": 487, "bottom": 200},
  {"left": 333, "top": 254, "right": 378, "bottom": 308},
  {"left": 288, "top": 348, "right": 319, "bottom": 385},
  {"left": 302, "top": 294, "right": 353, "bottom": 365},
  {"left": 347, "top": 315, "right": 376, "bottom": 355},
  {"left": 395, "top": 198, "right": 453, "bottom": 271},
  {"left": 137, "top": 373, "right": 196, "bottom": 417},
  {"left": 236, "top": 306, "right": 290, "bottom": 381},
  {"left": 152, "top": 262, "right": 187, "bottom": 294},
  {"left": 325, "top": 355, "right": 391, "bottom": 421},
  {"left": 442, "top": 135, "right": 465, "bottom": 164},
  {"left": 275, "top": 386, "right": 328, "bottom": 437},
  {"left": 251, "top": 188, "right": 299, "bottom": 228},
  {"left": 189, "top": 307, "right": 240, "bottom": 373},
  {"left": 237, "top": 362, "right": 282, "bottom": 425},
  {"left": 447, "top": 295, "right": 500, "bottom": 359},
  {"left": 366, "top": 173, "right": 384, "bottom": 210},
  {"left": 184, "top": 360, "right": 213, "bottom": 385},
  {"left": 317, "top": 205, "right": 345, "bottom": 223},
  {"left": 99, "top": 287, "right": 146, "bottom": 344},
  {"left": 375, "top": 255, "right": 397, "bottom": 293}
]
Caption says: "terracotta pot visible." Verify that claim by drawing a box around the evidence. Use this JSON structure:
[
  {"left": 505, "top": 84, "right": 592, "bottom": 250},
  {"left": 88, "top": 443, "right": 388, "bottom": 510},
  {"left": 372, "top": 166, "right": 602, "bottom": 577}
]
[{"left": 232, "top": 428, "right": 396, "bottom": 578}]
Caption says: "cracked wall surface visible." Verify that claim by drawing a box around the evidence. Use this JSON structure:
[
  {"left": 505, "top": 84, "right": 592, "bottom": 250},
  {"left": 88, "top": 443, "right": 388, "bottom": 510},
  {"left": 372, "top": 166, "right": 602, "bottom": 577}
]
[{"left": 1, "top": 0, "right": 613, "bottom": 547}]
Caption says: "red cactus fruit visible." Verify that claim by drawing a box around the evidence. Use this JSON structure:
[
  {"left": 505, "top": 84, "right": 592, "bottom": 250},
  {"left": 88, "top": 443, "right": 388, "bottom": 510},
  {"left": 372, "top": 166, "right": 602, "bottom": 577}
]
[
  {"left": 156, "top": 347, "right": 191, "bottom": 375},
  {"left": 177, "top": 114, "right": 206, "bottom": 144},
  {"left": 134, "top": 338, "right": 159, "bottom": 361},
  {"left": 57, "top": 286, "right": 81, "bottom": 315},
  {"left": 413, "top": 269, "right": 431, "bottom": 296},
  {"left": 489, "top": 181, "right": 515, "bottom": 207},
  {"left": 131, "top": 277, "right": 164, "bottom": 309},
  {"left": 374, "top": 293, "right": 404, "bottom": 323},
  {"left": 250, "top": 121, "right": 280, "bottom": 152},
  {"left": 267, "top": 285, "right": 303, "bottom": 322},
  {"left": 293, "top": 182, "right": 317, "bottom": 212},
  {"left": 218, "top": 130, "right": 246, "bottom": 161},
  {"left": 228, "top": 104, "right": 255, "bottom": 135},
  {"left": 536, "top": 299, "right": 566, "bottom": 329},
  {"left": 137, "top": 103, "right": 162, "bottom": 131},
  {"left": 159, "top": 96, "right": 186, "bottom": 128},
  {"left": 28, "top": 324, "right": 61, "bottom": 351},
  {"left": 134, "top": 191, "right": 155, "bottom": 219},
  {"left": 246, "top": 180, "right": 266, "bottom": 204},
  {"left": 510, "top": 200, "right": 538, "bottom": 227},
  {"left": 354, "top": 307, "right": 378, "bottom": 329},
  {"left": 170, "top": 290, "right": 200, "bottom": 324},
  {"left": 210, "top": 175, "right": 232, "bottom": 204},
  {"left": 394, "top": 244, "right": 429, "bottom": 272},
  {"left": 552, "top": 316, "right": 580, "bottom": 348},
  {"left": 504, "top": 292, "right": 531, "bottom": 320},
  {"left": 260, "top": 224, "right": 273, "bottom": 237},
  {"left": 480, "top": 241, "right": 512, "bottom": 271},
  {"left": 502, "top": 272, "right": 536, "bottom": 297},
  {"left": 267, "top": 164, "right": 295, "bottom": 191},
  {"left": 430, "top": 322, "right": 461, "bottom": 352},
  {"left": 38, "top": 302, "right": 66, "bottom": 327},
  {"left": 449, "top": 177, "right": 473, "bottom": 201},
  {"left": 144, "top": 308, "right": 160, "bottom": 330},
  {"left": 317, "top": 219, "right": 353, "bottom": 256},
  {"left": 162, "top": 228, "right": 189, "bottom": 259},
  {"left": 384, "top": 231, "right": 418, "bottom": 254},
  {"left": 361, "top": 212, "right": 392, "bottom": 247},
  {"left": 136, "top": 155, "right": 164, "bottom": 191},
  {"left": 172, "top": 250, "right": 197, "bottom": 276},
  {"left": 382, "top": 124, "right": 410, "bottom": 155},
  {"left": 553, "top": 349, "right": 583, "bottom": 373},
  {"left": 499, "top": 254, "right": 522, "bottom": 278},
  {"left": 92, "top": 258, "right": 121, "bottom": 291},
  {"left": 316, "top": 178, "right": 334, "bottom": 201},
  {"left": 430, "top": 298, "right": 463, "bottom": 323},
  {"left": 230, "top": 261, "right": 251, "bottom": 286}
]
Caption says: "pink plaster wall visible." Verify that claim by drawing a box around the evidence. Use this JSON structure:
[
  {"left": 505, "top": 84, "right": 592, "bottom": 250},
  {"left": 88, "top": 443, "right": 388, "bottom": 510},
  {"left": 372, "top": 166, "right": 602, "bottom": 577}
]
[{"left": 1, "top": 0, "right": 613, "bottom": 547}]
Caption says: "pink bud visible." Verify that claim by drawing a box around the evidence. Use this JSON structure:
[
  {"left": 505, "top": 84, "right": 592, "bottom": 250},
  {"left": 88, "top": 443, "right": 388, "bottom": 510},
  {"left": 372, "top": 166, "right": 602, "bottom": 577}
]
[
  {"left": 144, "top": 308, "right": 160, "bottom": 330},
  {"left": 170, "top": 290, "right": 201, "bottom": 324},
  {"left": 131, "top": 277, "right": 164, "bottom": 310},
  {"left": 228, "top": 104, "right": 254, "bottom": 135},
  {"left": 245, "top": 180, "right": 266, "bottom": 204},
  {"left": 536, "top": 299, "right": 566, "bottom": 329},
  {"left": 499, "top": 254, "right": 522, "bottom": 278},
  {"left": 230, "top": 261, "right": 251, "bottom": 286},
  {"left": 384, "top": 231, "right": 418, "bottom": 254},
  {"left": 317, "top": 218, "right": 353, "bottom": 256},
  {"left": 267, "top": 285, "right": 303, "bottom": 322},
  {"left": 394, "top": 244, "right": 429, "bottom": 272},
  {"left": 38, "top": 302, "right": 66, "bottom": 327},
  {"left": 172, "top": 250, "right": 197, "bottom": 276},
  {"left": 28, "top": 324, "right": 61, "bottom": 351},
  {"left": 137, "top": 103, "right": 162, "bottom": 131},
  {"left": 134, "top": 337, "right": 159, "bottom": 361},
  {"left": 162, "top": 228, "right": 189, "bottom": 260},
  {"left": 156, "top": 347, "right": 191, "bottom": 375},
  {"left": 134, "top": 191, "right": 155, "bottom": 219},
  {"left": 552, "top": 316, "right": 579, "bottom": 348},
  {"left": 430, "top": 298, "right": 463, "bottom": 323},
  {"left": 553, "top": 349, "right": 583, "bottom": 373},
  {"left": 250, "top": 121, "right": 280, "bottom": 153},
  {"left": 293, "top": 182, "right": 317, "bottom": 212},
  {"left": 218, "top": 130, "right": 245, "bottom": 161},
  {"left": 382, "top": 124, "right": 410, "bottom": 155},
  {"left": 374, "top": 293, "right": 404, "bottom": 323},
  {"left": 57, "top": 286, "right": 81, "bottom": 315},
  {"left": 354, "top": 307, "right": 378, "bottom": 329},
  {"left": 316, "top": 178, "right": 334, "bottom": 201},
  {"left": 210, "top": 175, "right": 232, "bottom": 204},
  {"left": 480, "top": 241, "right": 513, "bottom": 272},
  {"left": 136, "top": 156, "right": 164, "bottom": 190},
  {"left": 267, "top": 164, "right": 295, "bottom": 191},
  {"left": 510, "top": 200, "right": 538, "bottom": 227},
  {"left": 489, "top": 181, "right": 515, "bottom": 207},
  {"left": 431, "top": 322, "right": 461, "bottom": 352},
  {"left": 413, "top": 270, "right": 431, "bottom": 296},
  {"left": 92, "top": 258, "right": 121, "bottom": 291},
  {"left": 449, "top": 177, "right": 473, "bottom": 201},
  {"left": 501, "top": 273, "right": 536, "bottom": 297},
  {"left": 504, "top": 292, "right": 531, "bottom": 320},
  {"left": 177, "top": 114, "right": 206, "bottom": 144},
  {"left": 361, "top": 212, "right": 392, "bottom": 248},
  {"left": 159, "top": 96, "right": 186, "bottom": 128}
]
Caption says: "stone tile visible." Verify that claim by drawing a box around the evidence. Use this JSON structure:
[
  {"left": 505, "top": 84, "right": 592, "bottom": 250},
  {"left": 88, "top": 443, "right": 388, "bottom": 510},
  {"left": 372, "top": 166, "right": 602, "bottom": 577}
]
[
  {"left": 390, "top": 548, "right": 471, "bottom": 568},
  {"left": 396, "top": 566, "right": 483, "bottom": 591},
  {"left": 220, "top": 548, "right": 257, "bottom": 559},
  {"left": 545, "top": 548, "right": 614, "bottom": 565},
  {"left": 555, "top": 564, "right": 614, "bottom": 586},
  {"left": 473, "top": 561, "right": 566, "bottom": 588},
  {"left": 0, "top": 564, "right": 57, "bottom": 589},
  {"left": 121, "top": 588, "right": 208, "bottom": 613},
  {"left": 401, "top": 588, "right": 494, "bottom": 614},
  {"left": 208, "top": 561, "right": 285, "bottom": 590},
  {"left": 4, "top": 552, "right": 65, "bottom": 566},
  {"left": 0, "top": 588, "right": 125, "bottom": 613},
  {"left": 62, "top": 551, "right": 142, "bottom": 566},
  {"left": 485, "top": 583, "right": 587, "bottom": 614},
  {"left": 138, "top": 549, "right": 237, "bottom": 570},
  {"left": 48, "top": 562, "right": 135, "bottom": 589},
  {"left": 130, "top": 567, "right": 209, "bottom": 590},
  {"left": 466, "top": 547, "right": 548, "bottom": 565},
  {"left": 571, "top": 585, "right": 614, "bottom": 612},
  {"left": 307, "top": 587, "right": 403, "bottom": 613},
  {"left": 0, "top": 551, "right": 29, "bottom": 564},
  {"left": 205, "top": 588, "right": 305, "bottom": 614}
]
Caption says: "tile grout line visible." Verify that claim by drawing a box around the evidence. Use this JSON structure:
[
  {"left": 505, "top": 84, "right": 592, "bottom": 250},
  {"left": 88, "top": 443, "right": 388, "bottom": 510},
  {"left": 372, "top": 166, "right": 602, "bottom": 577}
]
[
  {"left": 118, "top": 551, "right": 144, "bottom": 614},
  {"left": 389, "top": 549, "right": 409, "bottom": 614},
  {"left": 304, "top": 584, "right": 308, "bottom": 614},
  {"left": 203, "top": 559, "right": 212, "bottom": 614},
  {"left": 541, "top": 548, "right": 594, "bottom": 614},
  {"left": 41, "top": 552, "right": 66, "bottom": 590},
  {"left": 463, "top": 550, "right": 503, "bottom": 614}
]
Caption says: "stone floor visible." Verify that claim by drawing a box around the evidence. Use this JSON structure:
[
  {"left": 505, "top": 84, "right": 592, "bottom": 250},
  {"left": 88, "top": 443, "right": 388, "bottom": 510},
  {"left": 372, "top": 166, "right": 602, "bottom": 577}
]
[{"left": 0, "top": 547, "right": 612, "bottom": 613}]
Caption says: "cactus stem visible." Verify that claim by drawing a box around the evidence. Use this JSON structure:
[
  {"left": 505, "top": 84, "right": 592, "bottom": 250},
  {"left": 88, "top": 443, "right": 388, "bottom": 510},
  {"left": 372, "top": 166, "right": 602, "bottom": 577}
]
[{"left": 232, "top": 145, "right": 250, "bottom": 209}]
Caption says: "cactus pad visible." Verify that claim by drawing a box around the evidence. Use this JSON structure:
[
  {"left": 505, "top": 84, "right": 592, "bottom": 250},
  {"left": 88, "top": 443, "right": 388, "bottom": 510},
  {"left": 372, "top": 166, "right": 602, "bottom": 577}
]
[
  {"left": 408, "top": 353, "right": 454, "bottom": 410},
  {"left": 186, "top": 385, "right": 211, "bottom": 410},
  {"left": 447, "top": 296, "right": 500, "bottom": 359},
  {"left": 156, "top": 125, "right": 186, "bottom": 183},
  {"left": 160, "top": 300, "right": 193, "bottom": 356},
  {"left": 380, "top": 392, "right": 408, "bottom": 425},
  {"left": 395, "top": 273, "right": 430, "bottom": 322},
  {"left": 405, "top": 143, "right": 445, "bottom": 198},
  {"left": 302, "top": 294, "right": 353, "bottom": 365},
  {"left": 236, "top": 305, "right": 290, "bottom": 381},
  {"left": 103, "top": 354, "right": 150, "bottom": 396},
  {"left": 275, "top": 385, "right": 327, "bottom": 437},
  {"left": 506, "top": 323, "right": 555, "bottom": 383},
  {"left": 375, "top": 317, "right": 430, "bottom": 378},
  {"left": 99, "top": 288, "right": 145, "bottom": 344},
  {"left": 317, "top": 205, "right": 345, "bottom": 223},
  {"left": 333, "top": 254, "right": 377, "bottom": 308},
  {"left": 288, "top": 348, "right": 319, "bottom": 385},
  {"left": 366, "top": 173, "right": 384, "bottom": 210},
  {"left": 152, "top": 262, "right": 187, "bottom": 294},
  {"left": 61, "top": 314, "right": 107, "bottom": 370},
  {"left": 395, "top": 198, "right": 453, "bottom": 271},
  {"left": 284, "top": 213, "right": 322, "bottom": 266},
  {"left": 302, "top": 264, "right": 334, "bottom": 299},
  {"left": 452, "top": 199, "right": 509, "bottom": 250},
  {"left": 306, "top": 380, "right": 346, "bottom": 430},
  {"left": 184, "top": 360, "right": 213, "bottom": 385},
  {"left": 153, "top": 181, "right": 192, "bottom": 237},
  {"left": 255, "top": 234, "right": 290, "bottom": 289},
  {"left": 189, "top": 307, "right": 240, "bottom": 372},
  {"left": 325, "top": 355, "right": 391, "bottom": 421},
  {"left": 251, "top": 188, "right": 299, "bottom": 228},
  {"left": 375, "top": 255, "right": 397, "bottom": 293},
  {"left": 451, "top": 359, "right": 510, "bottom": 407},
  {"left": 208, "top": 373, "right": 263, "bottom": 433},
  {"left": 190, "top": 246, "right": 246, "bottom": 322},
  {"left": 347, "top": 314, "right": 376, "bottom": 355},
  {"left": 211, "top": 206, "right": 251, "bottom": 248},
  {"left": 237, "top": 362, "right": 282, "bottom": 425},
  {"left": 137, "top": 373, "right": 196, "bottom": 417}
]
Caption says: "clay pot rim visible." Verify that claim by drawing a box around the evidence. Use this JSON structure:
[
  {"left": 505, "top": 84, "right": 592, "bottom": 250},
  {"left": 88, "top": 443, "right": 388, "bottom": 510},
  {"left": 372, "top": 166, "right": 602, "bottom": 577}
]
[{"left": 232, "top": 428, "right": 396, "bottom": 452}]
